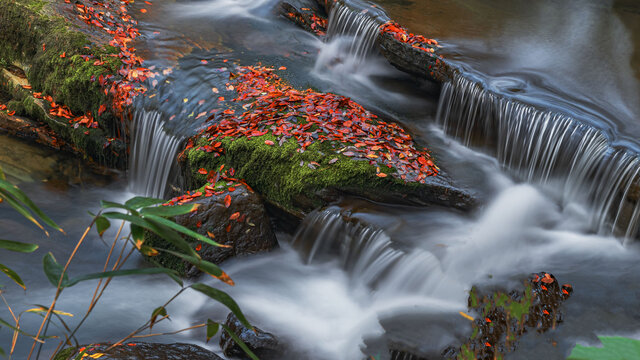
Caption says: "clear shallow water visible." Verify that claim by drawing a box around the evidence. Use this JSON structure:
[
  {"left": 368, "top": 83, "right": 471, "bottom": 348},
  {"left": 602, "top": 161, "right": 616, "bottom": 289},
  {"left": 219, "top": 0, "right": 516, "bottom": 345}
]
[{"left": 3, "top": 0, "right": 640, "bottom": 359}]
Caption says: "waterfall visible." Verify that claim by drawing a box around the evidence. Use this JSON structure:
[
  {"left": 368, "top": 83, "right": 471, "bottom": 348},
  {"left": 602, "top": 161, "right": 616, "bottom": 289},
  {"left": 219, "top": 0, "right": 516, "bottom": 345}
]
[
  {"left": 314, "top": 0, "right": 388, "bottom": 73},
  {"left": 129, "top": 109, "right": 182, "bottom": 198},
  {"left": 436, "top": 73, "right": 640, "bottom": 238},
  {"left": 293, "top": 209, "right": 444, "bottom": 295}
]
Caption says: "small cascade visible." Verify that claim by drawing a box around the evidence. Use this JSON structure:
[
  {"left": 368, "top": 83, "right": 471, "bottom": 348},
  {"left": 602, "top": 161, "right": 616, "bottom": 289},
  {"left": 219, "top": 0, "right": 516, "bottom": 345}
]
[
  {"left": 129, "top": 109, "right": 182, "bottom": 198},
  {"left": 293, "top": 209, "right": 443, "bottom": 295},
  {"left": 314, "top": 1, "right": 388, "bottom": 73},
  {"left": 436, "top": 73, "right": 640, "bottom": 238}
]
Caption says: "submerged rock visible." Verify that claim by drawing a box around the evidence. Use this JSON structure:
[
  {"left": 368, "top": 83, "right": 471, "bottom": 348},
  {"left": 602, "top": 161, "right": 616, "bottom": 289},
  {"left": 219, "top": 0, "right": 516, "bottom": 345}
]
[
  {"left": 146, "top": 182, "right": 278, "bottom": 276},
  {"left": 54, "top": 342, "right": 224, "bottom": 360},
  {"left": 221, "top": 313, "right": 283, "bottom": 360}
]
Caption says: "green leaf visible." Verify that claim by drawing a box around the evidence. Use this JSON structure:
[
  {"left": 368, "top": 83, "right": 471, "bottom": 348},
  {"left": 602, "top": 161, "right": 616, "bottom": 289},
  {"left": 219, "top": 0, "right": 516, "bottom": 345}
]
[
  {"left": 221, "top": 324, "right": 259, "bottom": 360},
  {"left": 0, "top": 190, "right": 47, "bottom": 234},
  {"left": 0, "top": 239, "right": 38, "bottom": 253},
  {"left": 100, "top": 200, "right": 135, "bottom": 212},
  {"left": 143, "top": 214, "right": 224, "bottom": 247},
  {"left": 162, "top": 249, "right": 222, "bottom": 277},
  {"left": 125, "top": 196, "right": 165, "bottom": 210},
  {"left": 191, "top": 283, "right": 251, "bottom": 329},
  {"left": 102, "top": 212, "right": 197, "bottom": 258},
  {"left": 95, "top": 215, "right": 110, "bottom": 237},
  {"left": 42, "top": 252, "right": 68, "bottom": 288},
  {"left": 0, "top": 346, "right": 5, "bottom": 357},
  {"left": 0, "top": 316, "right": 47, "bottom": 340},
  {"left": 140, "top": 203, "right": 199, "bottom": 217},
  {"left": 0, "top": 263, "right": 25, "bottom": 289},
  {"left": 150, "top": 306, "right": 167, "bottom": 330},
  {"left": 0, "top": 179, "right": 62, "bottom": 232},
  {"left": 206, "top": 319, "right": 219, "bottom": 343},
  {"left": 65, "top": 267, "right": 180, "bottom": 287},
  {"left": 568, "top": 336, "right": 640, "bottom": 359},
  {"left": 131, "top": 224, "right": 144, "bottom": 243}
]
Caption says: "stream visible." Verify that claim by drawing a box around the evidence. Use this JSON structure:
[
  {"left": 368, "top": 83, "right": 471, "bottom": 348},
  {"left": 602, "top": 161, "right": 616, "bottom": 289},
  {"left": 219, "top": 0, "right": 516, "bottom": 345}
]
[{"left": 2, "top": 0, "right": 640, "bottom": 359}]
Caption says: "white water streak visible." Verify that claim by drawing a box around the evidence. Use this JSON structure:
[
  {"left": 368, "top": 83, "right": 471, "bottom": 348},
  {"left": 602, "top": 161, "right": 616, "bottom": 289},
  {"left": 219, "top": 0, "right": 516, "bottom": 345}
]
[
  {"left": 129, "top": 110, "right": 182, "bottom": 198},
  {"left": 436, "top": 73, "right": 640, "bottom": 238}
]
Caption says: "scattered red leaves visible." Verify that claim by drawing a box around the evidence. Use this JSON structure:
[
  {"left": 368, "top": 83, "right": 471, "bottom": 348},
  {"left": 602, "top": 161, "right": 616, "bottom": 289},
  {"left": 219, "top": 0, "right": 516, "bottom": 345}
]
[
  {"left": 186, "top": 66, "right": 439, "bottom": 183},
  {"left": 165, "top": 167, "right": 250, "bottom": 208},
  {"left": 380, "top": 21, "right": 440, "bottom": 50}
]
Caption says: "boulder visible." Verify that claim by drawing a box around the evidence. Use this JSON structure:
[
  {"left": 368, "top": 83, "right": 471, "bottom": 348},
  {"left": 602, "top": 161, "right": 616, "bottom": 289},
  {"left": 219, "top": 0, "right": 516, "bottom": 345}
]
[
  {"left": 148, "top": 183, "right": 278, "bottom": 276},
  {"left": 220, "top": 313, "right": 283, "bottom": 360}
]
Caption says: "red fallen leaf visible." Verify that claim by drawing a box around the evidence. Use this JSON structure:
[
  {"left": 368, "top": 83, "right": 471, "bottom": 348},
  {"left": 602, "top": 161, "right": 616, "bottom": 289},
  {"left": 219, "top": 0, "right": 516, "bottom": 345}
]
[
  {"left": 196, "top": 220, "right": 202, "bottom": 228},
  {"left": 224, "top": 194, "right": 231, "bottom": 208},
  {"left": 543, "top": 310, "right": 550, "bottom": 315},
  {"left": 541, "top": 273, "right": 554, "bottom": 284},
  {"left": 207, "top": 231, "right": 216, "bottom": 239},
  {"left": 0, "top": 105, "right": 6, "bottom": 111},
  {"left": 195, "top": 244, "right": 202, "bottom": 251},
  {"left": 22, "top": 85, "right": 31, "bottom": 89},
  {"left": 343, "top": 151, "right": 355, "bottom": 157},
  {"left": 198, "top": 168, "right": 208, "bottom": 175},
  {"left": 485, "top": 318, "right": 491, "bottom": 323},
  {"left": 42, "top": 43, "right": 46, "bottom": 52},
  {"left": 98, "top": 104, "right": 107, "bottom": 115},
  {"left": 278, "top": 66, "right": 287, "bottom": 70},
  {"left": 264, "top": 140, "right": 274, "bottom": 146},
  {"left": 226, "top": 223, "right": 232, "bottom": 232},
  {"left": 229, "top": 212, "right": 240, "bottom": 220},
  {"left": 218, "top": 96, "right": 224, "bottom": 101},
  {"left": 376, "top": 173, "right": 387, "bottom": 177},
  {"left": 7, "top": 110, "right": 15, "bottom": 116},
  {"left": 60, "top": 52, "right": 66, "bottom": 58},
  {"left": 144, "top": 0, "right": 152, "bottom": 4},
  {"left": 228, "top": 186, "right": 235, "bottom": 192},
  {"left": 562, "top": 289, "right": 569, "bottom": 295},
  {"left": 485, "top": 342, "right": 491, "bottom": 347},
  {"left": 140, "top": 8, "right": 147, "bottom": 13},
  {"left": 541, "top": 285, "right": 548, "bottom": 291}
]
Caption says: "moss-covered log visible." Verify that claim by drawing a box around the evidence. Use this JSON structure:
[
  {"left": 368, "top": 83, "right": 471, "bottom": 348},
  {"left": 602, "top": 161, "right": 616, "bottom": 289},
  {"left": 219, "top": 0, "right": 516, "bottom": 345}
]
[{"left": 0, "top": 0, "right": 127, "bottom": 168}]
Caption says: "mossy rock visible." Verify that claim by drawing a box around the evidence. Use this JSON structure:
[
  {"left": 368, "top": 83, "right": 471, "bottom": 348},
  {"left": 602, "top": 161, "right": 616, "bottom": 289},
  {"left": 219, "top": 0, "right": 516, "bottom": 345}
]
[
  {"left": 181, "top": 134, "right": 474, "bottom": 218},
  {"left": 0, "top": 0, "right": 126, "bottom": 167}
]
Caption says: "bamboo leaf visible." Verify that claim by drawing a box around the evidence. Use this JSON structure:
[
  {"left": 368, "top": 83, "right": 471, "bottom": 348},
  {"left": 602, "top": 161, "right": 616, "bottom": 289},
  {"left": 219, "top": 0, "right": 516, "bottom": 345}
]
[
  {"left": 0, "top": 263, "right": 25, "bottom": 289},
  {"left": 162, "top": 249, "right": 222, "bottom": 277},
  {"left": 206, "top": 319, "right": 219, "bottom": 343},
  {"left": 0, "top": 179, "right": 62, "bottom": 232},
  {"left": 100, "top": 200, "right": 135, "bottom": 212},
  {"left": 191, "top": 283, "right": 251, "bottom": 329},
  {"left": 125, "top": 196, "right": 165, "bottom": 210},
  {"left": 0, "top": 239, "right": 38, "bottom": 253},
  {"left": 221, "top": 324, "right": 259, "bottom": 360},
  {"left": 143, "top": 214, "right": 225, "bottom": 247},
  {"left": 65, "top": 267, "right": 180, "bottom": 287},
  {"left": 140, "top": 203, "right": 199, "bottom": 217},
  {"left": 0, "top": 190, "right": 46, "bottom": 234},
  {"left": 150, "top": 306, "right": 167, "bottom": 330},
  {"left": 95, "top": 215, "right": 110, "bottom": 237},
  {"left": 42, "top": 252, "right": 68, "bottom": 288}
]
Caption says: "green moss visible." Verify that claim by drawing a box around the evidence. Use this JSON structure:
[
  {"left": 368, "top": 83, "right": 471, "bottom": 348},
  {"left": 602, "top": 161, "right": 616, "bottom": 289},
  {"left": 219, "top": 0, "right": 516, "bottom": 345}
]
[
  {"left": 185, "top": 134, "right": 403, "bottom": 213},
  {"left": 0, "top": 0, "right": 122, "bottom": 130}
]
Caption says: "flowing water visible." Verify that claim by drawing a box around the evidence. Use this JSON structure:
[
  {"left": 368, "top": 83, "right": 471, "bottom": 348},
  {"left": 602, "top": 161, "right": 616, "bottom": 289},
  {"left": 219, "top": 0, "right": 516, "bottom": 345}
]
[{"left": 3, "top": 0, "right": 640, "bottom": 358}]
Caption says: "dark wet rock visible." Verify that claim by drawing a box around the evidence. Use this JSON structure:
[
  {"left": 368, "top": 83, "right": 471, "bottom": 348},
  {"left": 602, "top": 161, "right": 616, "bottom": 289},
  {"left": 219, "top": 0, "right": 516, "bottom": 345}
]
[
  {"left": 54, "top": 342, "right": 223, "bottom": 360},
  {"left": 280, "top": 0, "right": 327, "bottom": 36},
  {"left": 221, "top": 313, "right": 283, "bottom": 360},
  {"left": 147, "top": 183, "right": 278, "bottom": 276},
  {"left": 456, "top": 272, "right": 573, "bottom": 360}
]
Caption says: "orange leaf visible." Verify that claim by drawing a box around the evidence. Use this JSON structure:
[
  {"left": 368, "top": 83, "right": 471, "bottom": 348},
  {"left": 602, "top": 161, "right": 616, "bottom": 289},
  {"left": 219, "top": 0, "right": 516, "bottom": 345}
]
[
  {"left": 140, "top": 8, "right": 147, "bottom": 13},
  {"left": 376, "top": 173, "right": 387, "bottom": 177},
  {"left": 229, "top": 212, "right": 240, "bottom": 220},
  {"left": 60, "top": 52, "right": 66, "bottom": 58},
  {"left": 195, "top": 244, "right": 202, "bottom": 251},
  {"left": 224, "top": 194, "right": 231, "bottom": 208},
  {"left": 7, "top": 110, "right": 15, "bottom": 116},
  {"left": 198, "top": 168, "right": 208, "bottom": 175},
  {"left": 264, "top": 140, "right": 274, "bottom": 145},
  {"left": 278, "top": 66, "right": 287, "bottom": 70}
]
